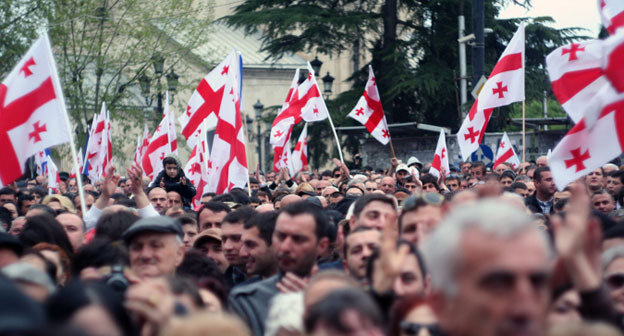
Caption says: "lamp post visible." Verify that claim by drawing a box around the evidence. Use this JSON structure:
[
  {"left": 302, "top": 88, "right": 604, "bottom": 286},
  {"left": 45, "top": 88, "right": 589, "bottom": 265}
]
[
  {"left": 253, "top": 99, "right": 264, "bottom": 171},
  {"left": 322, "top": 72, "right": 335, "bottom": 99},
  {"left": 310, "top": 56, "right": 323, "bottom": 75},
  {"left": 139, "top": 54, "right": 178, "bottom": 120}
]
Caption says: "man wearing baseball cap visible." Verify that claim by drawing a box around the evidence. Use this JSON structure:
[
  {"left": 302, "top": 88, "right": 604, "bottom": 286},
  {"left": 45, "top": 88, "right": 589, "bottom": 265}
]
[{"left": 122, "top": 216, "right": 185, "bottom": 278}]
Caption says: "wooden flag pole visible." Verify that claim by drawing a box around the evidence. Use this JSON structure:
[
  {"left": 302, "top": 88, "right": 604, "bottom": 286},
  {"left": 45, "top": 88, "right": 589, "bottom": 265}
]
[
  {"left": 389, "top": 138, "right": 397, "bottom": 159},
  {"left": 522, "top": 100, "right": 526, "bottom": 163},
  {"left": 325, "top": 111, "right": 345, "bottom": 164}
]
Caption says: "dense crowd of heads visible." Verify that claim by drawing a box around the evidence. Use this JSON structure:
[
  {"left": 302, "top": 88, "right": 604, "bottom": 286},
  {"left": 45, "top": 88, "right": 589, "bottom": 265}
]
[{"left": 2, "top": 154, "right": 624, "bottom": 336}]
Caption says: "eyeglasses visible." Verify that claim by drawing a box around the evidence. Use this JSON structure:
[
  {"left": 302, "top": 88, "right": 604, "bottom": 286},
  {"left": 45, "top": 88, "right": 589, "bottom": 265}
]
[
  {"left": 400, "top": 322, "right": 442, "bottom": 336},
  {"left": 402, "top": 192, "right": 444, "bottom": 212},
  {"left": 606, "top": 273, "right": 624, "bottom": 289}
]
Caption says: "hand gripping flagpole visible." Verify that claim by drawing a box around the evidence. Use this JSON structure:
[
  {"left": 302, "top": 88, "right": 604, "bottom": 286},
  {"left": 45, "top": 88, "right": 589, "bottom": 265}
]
[{"left": 44, "top": 33, "right": 87, "bottom": 216}]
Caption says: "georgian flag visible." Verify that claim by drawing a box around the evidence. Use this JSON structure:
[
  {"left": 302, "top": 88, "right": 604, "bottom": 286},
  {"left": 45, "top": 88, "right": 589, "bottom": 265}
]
[
  {"left": 133, "top": 125, "right": 150, "bottom": 168},
  {"left": 184, "top": 121, "right": 210, "bottom": 207},
  {"left": 46, "top": 155, "right": 61, "bottom": 194},
  {"left": 599, "top": 0, "right": 624, "bottom": 35},
  {"left": 348, "top": 65, "right": 391, "bottom": 145},
  {"left": 164, "top": 91, "right": 178, "bottom": 155},
  {"left": 546, "top": 39, "right": 611, "bottom": 124},
  {"left": 272, "top": 69, "right": 299, "bottom": 174},
  {"left": 142, "top": 110, "right": 175, "bottom": 179},
  {"left": 429, "top": 130, "right": 449, "bottom": 179},
  {"left": 291, "top": 123, "right": 309, "bottom": 174},
  {"left": 84, "top": 103, "right": 109, "bottom": 182},
  {"left": 493, "top": 132, "right": 520, "bottom": 170},
  {"left": 457, "top": 23, "right": 524, "bottom": 159},
  {"left": 70, "top": 148, "right": 83, "bottom": 179},
  {"left": 0, "top": 35, "right": 72, "bottom": 186}
]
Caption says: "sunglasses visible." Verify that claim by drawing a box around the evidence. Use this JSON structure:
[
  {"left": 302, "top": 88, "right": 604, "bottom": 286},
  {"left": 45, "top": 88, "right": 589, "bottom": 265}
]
[
  {"left": 334, "top": 174, "right": 341, "bottom": 178},
  {"left": 606, "top": 273, "right": 624, "bottom": 289},
  {"left": 400, "top": 322, "right": 442, "bottom": 336},
  {"left": 402, "top": 192, "right": 444, "bottom": 211}
]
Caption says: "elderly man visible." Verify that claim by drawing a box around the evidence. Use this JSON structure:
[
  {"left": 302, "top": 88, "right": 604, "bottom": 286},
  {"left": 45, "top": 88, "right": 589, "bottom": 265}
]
[
  {"left": 424, "top": 200, "right": 552, "bottom": 336},
  {"left": 379, "top": 176, "right": 396, "bottom": 195},
  {"left": 122, "top": 216, "right": 185, "bottom": 278}
]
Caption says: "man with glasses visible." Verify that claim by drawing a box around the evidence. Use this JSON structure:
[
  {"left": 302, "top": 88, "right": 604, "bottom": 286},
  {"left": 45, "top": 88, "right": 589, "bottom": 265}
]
[
  {"left": 349, "top": 194, "right": 397, "bottom": 231},
  {"left": 399, "top": 193, "right": 444, "bottom": 245}
]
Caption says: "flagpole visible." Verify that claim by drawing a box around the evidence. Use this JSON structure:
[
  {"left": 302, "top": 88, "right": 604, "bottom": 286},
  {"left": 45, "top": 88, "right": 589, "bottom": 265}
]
[
  {"left": 241, "top": 107, "right": 252, "bottom": 197},
  {"left": 388, "top": 139, "right": 397, "bottom": 159},
  {"left": 522, "top": 100, "right": 526, "bottom": 163},
  {"left": 44, "top": 33, "right": 87, "bottom": 216},
  {"left": 325, "top": 112, "right": 345, "bottom": 164}
]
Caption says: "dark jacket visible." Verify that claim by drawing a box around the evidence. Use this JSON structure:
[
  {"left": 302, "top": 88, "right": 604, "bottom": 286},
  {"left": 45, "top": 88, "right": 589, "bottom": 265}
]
[
  {"left": 228, "top": 274, "right": 280, "bottom": 336},
  {"left": 149, "top": 158, "right": 196, "bottom": 207},
  {"left": 525, "top": 194, "right": 554, "bottom": 215}
]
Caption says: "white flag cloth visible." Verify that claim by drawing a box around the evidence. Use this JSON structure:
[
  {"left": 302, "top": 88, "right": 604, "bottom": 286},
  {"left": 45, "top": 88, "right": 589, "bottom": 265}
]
[
  {"left": 348, "top": 65, "right": 391, "bottom": 145},
  {"left": 272, "top": 69, "right": 299, "bottom": 174},
  {"left": 133, "top": 125, "right": 150, "bottom": 168},
  {"left": 493, "top": 132, "right": 520, "bottom": 170},
  {"left": 291, "top": 123, "right": 309, "bottom": 174},
  {"left": 0, "top": 35, "right": 72, "bottom": 186},
  {"left": 429, "top": 130, "right": 449, "bottom": 179},
  {"left": 206, "top": 49, "right": 248, "bottom": 194},
  {"left": 457, "top": 23, "right": 525, "bottom": 159},
  {"left": 599, "top": 0, "right": 624, "bottom": 35},
  {"left": 184, "top": 121, "right": 210, "bottom": 208},
  {"left": 549, "top": 92, "right": 624, "bottom": 190},
  {"left": 142, "top": 111, "right": 175, "bottom": 179},
  {"left": 70, "top": 148, "right": 83, "bottom": 179},
  {"left": 164, "top": 91, "right": 178, "bottom": 155},
  {"left": 46, "top": 155, "right": 60, "bottom": 194},
  {"left": 84, "top": 103, "right": 112, "bottom": 182}
]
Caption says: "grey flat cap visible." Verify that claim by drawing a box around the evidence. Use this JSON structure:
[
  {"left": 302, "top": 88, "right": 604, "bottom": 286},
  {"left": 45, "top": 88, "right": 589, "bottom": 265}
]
[{"left": 122, "top": 216, "right": 183, "bottom": 244}]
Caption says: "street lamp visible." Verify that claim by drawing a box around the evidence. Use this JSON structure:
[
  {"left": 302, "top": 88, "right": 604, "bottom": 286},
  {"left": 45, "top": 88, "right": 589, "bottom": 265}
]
[
  {"left": 253, "top": 99, "right": 264, "bottom": 171},
  {"left": 310, "top": 56, "right": 323, "bottom": 75},
  {"left": 140, "top": 55, "right": 178, "bottom": 119},
  {"left": 322, "top": 72, "right": 335, "bottom": 98},
  {"left": 166, "top": 69, "right": 179, "bottom": 102}
]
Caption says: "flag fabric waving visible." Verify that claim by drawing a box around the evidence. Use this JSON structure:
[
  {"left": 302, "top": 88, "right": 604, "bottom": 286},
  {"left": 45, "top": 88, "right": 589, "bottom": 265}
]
[
  {"left": 133, "top": 125, "right": 150, "bottom": 168},
  {"left": 165, "top": 92, "right": 178, "bottom": 155},
  {"left": 429, "top": 130, "right": 449, "bottom": 179},
  {"left": 70, "top": 148, "right": 84, "bottom": 179},
  {"left": 457, "top": 23, "right": 525, "bottom": 159},
  {"left": 0, "top": 35, "right": 72, "bottom": 186},
  {"left": 272, "top": 69, "right": 299, "bottom": 174},
  {"left": 291, "top": 123, "right": 309, "bottom": 174},
  {"left": 84, "top": 103, "right": 112, "bottom": 182},
  {"left": 206, "top": 49, "right": 248, "bottom": 194},
  {"left": 142, "top": 111, "right": 175, "bottom": 179},
  {"left": 180, "top": 52, "right": 234, "bottom": 150},
  {"left": 35, "top": 148, "right": 51, "bottom": 176},
  {"left": 46, "top": 155, "right": 61, "bottom": 194},
  {"left": 348, "top": 65, "right": 391, "bottom": 145},
  {"left": 599, "top": 0, "right": 624, "bottom": 35},
  {"left": 546, "top": 39, "right": 611, "bottom": 124},
  {"left": 493, "top": 132, "right": 520, "bottom": 170},
  {"left": 184, "top": 121, "right": 210, "bottom": 208}
]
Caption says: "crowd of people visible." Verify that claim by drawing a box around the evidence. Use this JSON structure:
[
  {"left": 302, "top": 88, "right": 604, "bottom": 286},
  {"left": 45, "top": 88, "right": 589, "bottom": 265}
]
[{"left": 2, "top": 153, "right": 624, "bottom": 336}]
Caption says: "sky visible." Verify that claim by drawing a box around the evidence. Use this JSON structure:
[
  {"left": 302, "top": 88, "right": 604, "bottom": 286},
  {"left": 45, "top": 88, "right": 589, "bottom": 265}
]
[{"left": 498, "top": 0, "right": 602, "bottom": 38}]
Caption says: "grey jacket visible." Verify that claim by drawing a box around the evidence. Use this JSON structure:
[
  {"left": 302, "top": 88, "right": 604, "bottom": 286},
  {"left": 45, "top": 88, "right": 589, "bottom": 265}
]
[{"left": 228, "top": 274, "right": 280, "bottom": 335}]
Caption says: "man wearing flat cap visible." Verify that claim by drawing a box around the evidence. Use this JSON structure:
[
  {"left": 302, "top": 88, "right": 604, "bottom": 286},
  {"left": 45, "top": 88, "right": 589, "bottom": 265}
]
[{"left": 122, "top": 216, "right": 185, "bottom": 278}]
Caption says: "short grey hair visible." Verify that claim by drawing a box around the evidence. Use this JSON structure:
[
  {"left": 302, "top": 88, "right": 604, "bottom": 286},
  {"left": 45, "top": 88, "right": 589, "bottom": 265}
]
[
  {"left": 422, "top": 199, "right": 551, "bottom": 297},
  {"left": 602, "top": 245, "right": 624, "bottom": 271}
]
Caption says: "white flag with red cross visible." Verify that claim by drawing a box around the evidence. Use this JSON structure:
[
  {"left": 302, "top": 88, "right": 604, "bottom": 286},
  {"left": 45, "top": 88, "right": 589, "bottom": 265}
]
[
  {"left": 546, "top": 39, "right": 612, "bottom": 124},
  {"left": 34, "top": 149, "right": 50, "bottom": 176},
  {"left": 272, "top": 69, "right": 299, "bottom": 174},
  {"left": 133, "top": 125, "right": 150, "bottom": 168},
  {"left": 84, "top": 103, "right": 111, "bottom": 182},
  {"left": 493, "top": 132, "right": 520, "bottom": 170},
  {"left": 270, "top": 63, "right": 328, "bottom": 148},
  {"left": 184, "top": 121, "right": 210, "bottom": 207},
  {"left": 0, "top": 35, "right": 72, "bottom": 186},
  {"left": 180, "top": 53, "right": 235, "bottom": 150},
  {"left": 599, "top": 0, "right": 624, "bottom": 35},
  {"left": 206, "top": 50, "right": 248, "bottom": 194},
  {"left": 142, "top": 111, "right": 175, "bottom": 179},
  {"left": 348, "top": 65, "right": 391, "bottom": 145},
  {"left": 291, "top": 123, "right": 309, "bottom": 174},
  {"left": 165, "top": 91, "right": 178, "bottom": 155},
  {"left": 457, "top": 23, "right": 524, "bottom": 159},
  {"left": 46, "top": 155, "right": 61, "bottom": 194},
  {"left": 429, "top": 129, "right": 449, "bottom": 179},
  {"left": 549, "top": 93, "right": 624, "bottom": 190}
]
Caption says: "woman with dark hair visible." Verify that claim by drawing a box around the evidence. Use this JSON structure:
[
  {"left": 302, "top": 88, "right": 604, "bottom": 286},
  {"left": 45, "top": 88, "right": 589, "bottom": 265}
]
[
  {"left": 46, "top": 280, "right": 136, "bottom": 336},
  {"left": 33, "top": 243, "right": 72, "bottom": 286},
  {"left": 94, "top": 210, "right": 140, "bottom": 242},
  {"left": 19, "top": 214, "right": 75, "bottom": 259}
]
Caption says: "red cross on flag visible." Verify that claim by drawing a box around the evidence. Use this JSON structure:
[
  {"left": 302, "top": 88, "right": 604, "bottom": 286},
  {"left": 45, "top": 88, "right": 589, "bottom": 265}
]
[
  {"left": 291, "top": 123, "right": 309, "bottom": 174},
  {"left": 184, "top": 121, "right": 210, "bottom": 207},
  {"left": 180, "top": 52, "right": 234, "bottom": 150},
  {"left": 84, "top": 103, "right": 112, "bottom": 182},
  {"left": 133, "top": 125, "right": 150, "bottom": 169},
  {"left": 546, "top": 39, "right": 612, "bottom": 124},
  {"left": 457, "top": 23, "right": 524, "bottom": 159},
  {"left": 0, "top": 35, "right": 72, "bottom": 186},
  {"left": 206, "top": 50, "right": 248, "bottom": 194},
  {"left": 348, "top": 65, "right": 391, "bottom": 145},
  {"left": 493, "top": 132, "right": 520, "bottom": 170},
  {"left": 46, "top": 155, "right": 61, "bottom": 194},
  {"left": 270, "top": 63, "right": 329, "bottom": 154},
  {"left": 142, "top": 108, "right": 176, "bottom": 179},
  {"left": 549, "top": 92, "right": 624, "bottom": 190},
  {"left": 272, "top": 69, "right": 299, "bottom": 174},
  {"left": 599, "top": 0, "right": 624, "bottom": 35},
  {"left": 429, "top": 130, "right": 449, "bottom": 179}
]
